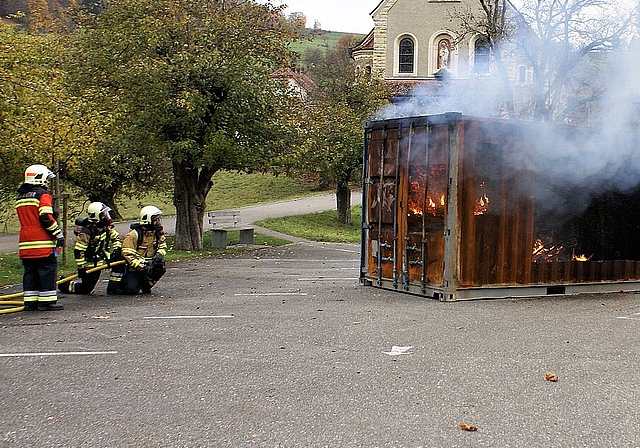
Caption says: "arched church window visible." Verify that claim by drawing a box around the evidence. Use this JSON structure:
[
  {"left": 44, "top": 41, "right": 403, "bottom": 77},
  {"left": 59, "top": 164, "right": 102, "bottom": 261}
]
[
  {"left": 474, "top": 38, "right": 490, "bottom": 74},
  {"left": 399, "top": 38, "right": 414, "bottom": 73}
]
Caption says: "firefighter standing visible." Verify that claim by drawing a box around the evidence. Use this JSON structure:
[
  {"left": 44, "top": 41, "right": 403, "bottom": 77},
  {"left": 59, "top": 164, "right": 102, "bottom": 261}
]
[
  {"left": 107, "top": 205, "right": 167, "bottom": 295},
  {"left": 16, "top": 164, "right": 65, "bottom": 311},
  {"left": 58, "top": 202, "right": 122, "bottom": 294}
]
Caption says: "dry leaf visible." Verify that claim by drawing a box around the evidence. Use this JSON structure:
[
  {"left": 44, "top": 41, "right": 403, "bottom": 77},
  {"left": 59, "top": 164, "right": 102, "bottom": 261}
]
[
  {"left": 459, "top": 423, "right": 478, "bottom": 431},
  {"left": 91, "top": 315, "right": 110, "bottom": 320},
  {"left": 545, "top": 372, "right": 559, "bottom": 382}
]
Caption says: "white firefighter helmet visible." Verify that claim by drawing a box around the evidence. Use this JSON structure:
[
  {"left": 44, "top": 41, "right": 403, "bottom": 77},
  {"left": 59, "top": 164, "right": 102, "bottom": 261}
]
[
  {"left": 24, "top": 164, "right": 55, "bottom": 186},
  {"left": 87, "top": 202, "right": 111, "bottom": 223},
  {"left": 140, "top": 205, "right": 162, "bottom": 225}
]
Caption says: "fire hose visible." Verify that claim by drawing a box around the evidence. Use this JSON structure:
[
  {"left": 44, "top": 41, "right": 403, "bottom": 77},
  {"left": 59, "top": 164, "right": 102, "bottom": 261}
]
[{"left": 0, "top": 260, "right": 126, "bottom": 314}]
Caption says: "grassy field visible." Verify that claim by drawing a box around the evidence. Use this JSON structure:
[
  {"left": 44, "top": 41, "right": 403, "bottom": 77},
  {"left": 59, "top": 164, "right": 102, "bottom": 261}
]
[
  {"left": 109, "top": 171, "right": 327, "bottom": 221},
  {"left": 254, "top": 206, "right": 361, "bottom": 243},
  {"left": 0, "top": 171, "right": 328, "bottom": 233},
  {"left": 290, "top": 30, "right": 365, "bottom": 69}
]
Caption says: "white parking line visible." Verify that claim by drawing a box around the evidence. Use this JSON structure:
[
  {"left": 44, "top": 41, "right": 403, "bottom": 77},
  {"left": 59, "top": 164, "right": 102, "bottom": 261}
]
[
  {"left": 143, "top": 315, "right": 235, "bottom": 319},
  {"left": 234, "top": 292, "right": 308, "bottom": 296},
  {"left": 0, "top": 351, "right": 117, "bottom": 358},
  {"left": 297, "top": 278, "right": 359, "bottom": 281},
  {"left": 248, "top": 259, "right": 357, "bottom": 263},
  {"left": 617, "top": 312, "right": 640, "bottom": 320}
]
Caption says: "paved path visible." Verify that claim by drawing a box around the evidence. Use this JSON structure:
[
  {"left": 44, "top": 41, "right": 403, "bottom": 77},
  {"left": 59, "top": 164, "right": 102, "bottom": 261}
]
[{"left": 0, "top": 190, "right": 362, "bottom": 253}]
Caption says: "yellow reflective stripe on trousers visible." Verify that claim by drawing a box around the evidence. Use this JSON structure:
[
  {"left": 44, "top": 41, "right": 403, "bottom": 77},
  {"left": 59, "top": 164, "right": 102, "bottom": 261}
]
[
  {"left": 23, "top": 291, "right": 39, "bottom": 303},
  {"left": 38, "top": 289, "right": 58, "bottom": 302}
]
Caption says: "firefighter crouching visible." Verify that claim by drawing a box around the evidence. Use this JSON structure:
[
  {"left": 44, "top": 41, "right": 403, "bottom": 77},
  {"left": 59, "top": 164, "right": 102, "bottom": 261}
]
[
  {"left": 107, "top": 206, "right": 167, "bottom": 295},
  {"left": 58, "top": 202, "right": 122, "bottom": 294},
  {"left": 16, "top": 164, "right": 65, "bottom": 311}
]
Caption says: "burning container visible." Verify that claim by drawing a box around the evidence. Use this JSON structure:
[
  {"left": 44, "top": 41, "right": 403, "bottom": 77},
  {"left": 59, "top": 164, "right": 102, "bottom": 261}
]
[{"left": 360, "top": 113, "right": 640, "bottom": 301}]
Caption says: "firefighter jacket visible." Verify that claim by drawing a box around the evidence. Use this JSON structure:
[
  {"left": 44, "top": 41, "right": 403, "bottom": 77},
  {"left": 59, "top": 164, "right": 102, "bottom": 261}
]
[
  {"left": 73, "top": 220, "right": 122, "bottom": 269},
  {"left": 16, "top": 183, "right": 62, "bottom": 259},
  {"left": 121, "top": 224, "right": 167, "bottom": 271}
]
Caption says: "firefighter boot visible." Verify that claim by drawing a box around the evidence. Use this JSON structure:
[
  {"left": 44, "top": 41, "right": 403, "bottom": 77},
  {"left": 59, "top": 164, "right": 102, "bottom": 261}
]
[
  {"left": 38, "top": 302, "right": 64, "bottom": 311},
  {"left": 23, "top": 302, "right": 38, "bottom": 311}
]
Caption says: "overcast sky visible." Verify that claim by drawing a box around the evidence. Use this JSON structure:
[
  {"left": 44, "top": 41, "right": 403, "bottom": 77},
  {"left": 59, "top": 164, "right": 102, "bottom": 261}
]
[
  {"left": 264, "top": 0, "right": 637, "bottom": 35},
  {"left": 268, "top": 0, "right": 381, "bottom": 34}
]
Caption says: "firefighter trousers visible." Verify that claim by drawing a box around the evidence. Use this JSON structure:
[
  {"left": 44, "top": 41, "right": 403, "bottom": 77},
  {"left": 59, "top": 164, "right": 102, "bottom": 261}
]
[{"left": 22, "top": 254, "right": 58, "bottom": 308}]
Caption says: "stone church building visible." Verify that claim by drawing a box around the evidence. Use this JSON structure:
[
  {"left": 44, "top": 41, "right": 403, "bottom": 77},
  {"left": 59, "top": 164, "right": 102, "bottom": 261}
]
[
  {"left": 351, "top": 0, "right": 533, "bottom": 108},
  {"left": 351, "top": 0, "right": 501, "bottom": 81}
]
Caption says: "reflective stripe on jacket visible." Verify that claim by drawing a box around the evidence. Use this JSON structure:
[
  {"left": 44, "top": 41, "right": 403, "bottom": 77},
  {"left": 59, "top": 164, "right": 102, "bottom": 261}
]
[
  {"left": 122, "top": 227, "right": 167, "bottom": 271},
  {"left": 74, "top": 226, "right": 122, "bottom": 268},
  {"left": 16, "top": 185, "right": 60, "bottom": 259}
]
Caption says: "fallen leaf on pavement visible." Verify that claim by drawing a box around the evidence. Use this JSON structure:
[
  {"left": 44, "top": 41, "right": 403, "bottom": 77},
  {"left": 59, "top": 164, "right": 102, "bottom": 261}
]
[
  {"left": 545, "top": 372, "right": 559, "bottom": 382},
  {"left": 459, "top": 423, "right": 478, "bottom": 431}
]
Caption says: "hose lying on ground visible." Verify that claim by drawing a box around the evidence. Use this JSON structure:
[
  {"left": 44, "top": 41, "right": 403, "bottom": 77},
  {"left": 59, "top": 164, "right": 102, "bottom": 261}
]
[{"left": 0, "top": 260, "right": 126, "bottom": 314}]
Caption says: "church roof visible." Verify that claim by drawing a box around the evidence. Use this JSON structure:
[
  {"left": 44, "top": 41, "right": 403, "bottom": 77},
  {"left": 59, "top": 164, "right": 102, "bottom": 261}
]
[{"left": 351, "top": 29, "right": 374, "bottom": 52}]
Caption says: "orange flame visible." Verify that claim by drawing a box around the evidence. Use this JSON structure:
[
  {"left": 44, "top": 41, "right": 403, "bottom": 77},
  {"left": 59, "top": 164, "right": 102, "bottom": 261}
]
[
  {"left": 572, "top": 250, "right": 592, "bottom": 262},
  {"left": 407, "top": 164, "right": 447, "bottom": 217},
  {"left": 474, "top": 182, "right": 490, "bottom": 216},
  {"left": 532, "top": 238, "right": 564, "bottom": 263}
]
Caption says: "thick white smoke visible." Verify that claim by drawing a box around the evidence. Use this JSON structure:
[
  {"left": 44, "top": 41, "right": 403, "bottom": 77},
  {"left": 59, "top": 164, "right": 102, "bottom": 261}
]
[{"left": 369, "top": 1, "right": 640, "bottom": 220}]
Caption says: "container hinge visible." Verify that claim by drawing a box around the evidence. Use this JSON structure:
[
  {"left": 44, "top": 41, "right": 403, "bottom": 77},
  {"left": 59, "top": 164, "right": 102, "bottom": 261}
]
[{"left": 406, "top": 244, "right": 421, "bottom": 253}]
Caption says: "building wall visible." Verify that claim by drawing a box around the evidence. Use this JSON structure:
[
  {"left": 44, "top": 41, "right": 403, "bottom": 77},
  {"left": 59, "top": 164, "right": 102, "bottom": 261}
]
[{"left": 367, "top": 0, "right": 485, "bottom": 80}]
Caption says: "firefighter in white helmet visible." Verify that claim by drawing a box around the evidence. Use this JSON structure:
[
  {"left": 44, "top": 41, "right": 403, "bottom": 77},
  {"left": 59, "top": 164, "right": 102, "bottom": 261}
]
[
  {"left": 16, "top": 164, "right": 65, "bottom": 311},
  {"left": 107, "top": 205, "right": 167, "bottom": 294},
  {"left": 58, "top": 202, "right": 122, "bottom": 294}
]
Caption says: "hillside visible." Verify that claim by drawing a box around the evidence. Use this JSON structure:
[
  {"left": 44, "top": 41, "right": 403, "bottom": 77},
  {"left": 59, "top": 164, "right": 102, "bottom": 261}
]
[{"left": 291, "top": 29, "right": 365, "bottom": 69}]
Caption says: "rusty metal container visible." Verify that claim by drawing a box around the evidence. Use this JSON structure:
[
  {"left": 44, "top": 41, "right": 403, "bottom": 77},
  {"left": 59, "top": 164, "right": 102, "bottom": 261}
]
[{"left": 360, "top": 113, "right": 640, "bottom": 300}]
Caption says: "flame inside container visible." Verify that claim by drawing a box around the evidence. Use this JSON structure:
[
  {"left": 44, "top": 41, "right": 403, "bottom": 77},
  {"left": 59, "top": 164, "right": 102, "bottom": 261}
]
[{"left": 474, "top": 182, "right": 490, "bottom": 216}]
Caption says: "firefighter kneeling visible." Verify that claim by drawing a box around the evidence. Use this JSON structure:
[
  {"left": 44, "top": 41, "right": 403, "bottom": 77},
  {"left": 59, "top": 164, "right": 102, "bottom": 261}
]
[
  {"left": 107, "top": 206, "right": 167, "bottom": 295},
  {"left": 59, "top": 202, "right": 122, "bottom": 294}
]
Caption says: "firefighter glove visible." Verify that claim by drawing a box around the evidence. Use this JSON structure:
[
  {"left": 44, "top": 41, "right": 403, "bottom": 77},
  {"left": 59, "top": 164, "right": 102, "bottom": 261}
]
[
  {"left": 149, "top": 254, "right": 166, "bottom": 281},
  {"left": 152, "top": 252, "right": 165, "bottom": 265},
  {"left": 142, "top": 262, "right": 154, "bottom": 277},
  {"left": 55, "top": 234, "right": 65, "bottom": 248}
]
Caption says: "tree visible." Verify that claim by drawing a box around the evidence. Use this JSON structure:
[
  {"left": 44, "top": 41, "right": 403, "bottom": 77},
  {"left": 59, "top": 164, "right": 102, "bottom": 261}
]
[
  {"left": 73, "top": 0, "right": 301, "bottom": 250},
  {"left": 0, "top": 3, "right": 170, "bottom": 223},
  {"left": 287, "top": 11, "right": 306, "bottom": 30},
  {"left": 0, "top": 21, "right": 98, "bottom": 208},
  {"left": 455, "top": 0, "right": 636, "bottom": 122},
  {"left": 295, "top": 35, "right": 395, "bottom": 224}
]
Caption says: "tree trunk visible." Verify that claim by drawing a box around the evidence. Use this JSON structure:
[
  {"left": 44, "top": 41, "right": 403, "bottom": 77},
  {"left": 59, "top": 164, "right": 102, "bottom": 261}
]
[
  {"left": 90, "top": 193, "right": 121, "bottom": 220},
  {"left": 172, "top": 161, "right": 214, "bottom": 251},
  {"left": 336, "top": 183, "right": 351, "bottom": 224}
]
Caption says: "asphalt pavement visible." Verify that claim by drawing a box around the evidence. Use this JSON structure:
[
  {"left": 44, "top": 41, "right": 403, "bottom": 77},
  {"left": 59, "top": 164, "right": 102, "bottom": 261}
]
[
  {"left": 3, "top": 189, "right": 640, "bottom": 446},
  {"left": 2, "top": 241, "right": 640, "bottom": 446}
]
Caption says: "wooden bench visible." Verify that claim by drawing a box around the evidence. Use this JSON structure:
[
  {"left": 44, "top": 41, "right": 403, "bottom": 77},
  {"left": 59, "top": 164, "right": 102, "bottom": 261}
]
[{"left": 206, "top": 210, "right": 254, "bottom": 248}]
